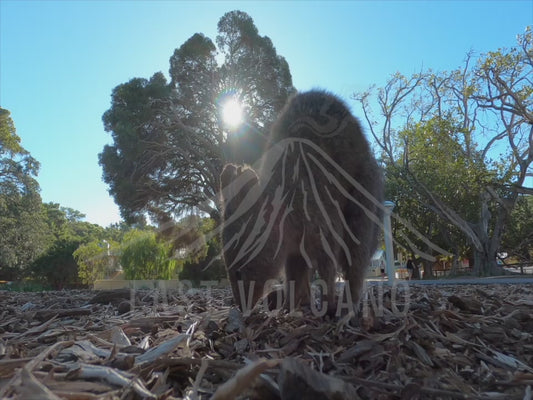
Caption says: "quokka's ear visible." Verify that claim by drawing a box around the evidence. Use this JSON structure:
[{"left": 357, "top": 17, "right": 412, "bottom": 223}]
[
  {"left": 221, "top": 164, "right": 259, "bottom": 190},
  {"left": 220, "top": 164, "right": 261, "bottom": 210},
  {"left": 220, "top": 164, "right": 239, "bottom": 191}
]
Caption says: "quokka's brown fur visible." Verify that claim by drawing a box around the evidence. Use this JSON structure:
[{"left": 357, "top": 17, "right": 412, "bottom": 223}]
[{"left": 220, "top": 90, "right": 383, "bottom": 313}]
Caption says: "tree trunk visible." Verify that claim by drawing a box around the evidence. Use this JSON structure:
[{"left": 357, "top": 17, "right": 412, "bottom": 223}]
[
  {"left": 450, "top": 251, "right": 459, "bottom": 276},
  {"left": 421, "top": 259, "right": 432, "bottom": 279},
  {"left": 473, "top": 247, "right": 498, "bottom": 276},
  {"left": 471, "top": 189, "right": 508, "bottom": 276}
]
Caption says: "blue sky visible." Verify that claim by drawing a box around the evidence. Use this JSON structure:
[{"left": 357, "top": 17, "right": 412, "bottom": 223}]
[{"left": 1, "top": 1, "right": 531, "bottom": 226}]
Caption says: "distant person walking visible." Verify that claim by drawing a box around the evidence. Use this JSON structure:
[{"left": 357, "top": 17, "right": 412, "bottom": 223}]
[{"left": 406, "top": 259, "right": 415, "bottom": 280}]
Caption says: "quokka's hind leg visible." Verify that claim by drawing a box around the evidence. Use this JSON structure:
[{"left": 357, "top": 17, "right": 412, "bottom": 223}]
[
  {"left": 343, "top": 199, "right": 381, "bottom": 309},
  {"left": 312, "top": 251, "right": 339, "bottom": 316},
  {"left": 283, "top": 254, "right": 312, "bottom": 310}
]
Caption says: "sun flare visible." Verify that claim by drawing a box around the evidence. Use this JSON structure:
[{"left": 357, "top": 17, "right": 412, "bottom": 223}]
[{"left": 222, "top": 98, "right": 243, "bottom": 128}]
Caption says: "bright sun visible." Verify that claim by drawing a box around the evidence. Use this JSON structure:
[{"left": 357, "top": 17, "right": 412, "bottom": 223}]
[{"left": 222, "top": 98, "right": 243, "bottom": 128}]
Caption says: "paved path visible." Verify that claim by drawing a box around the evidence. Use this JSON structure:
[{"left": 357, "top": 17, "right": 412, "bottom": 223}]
[{"left": 366, "top": 276, "right": 533, "bottom": 285}]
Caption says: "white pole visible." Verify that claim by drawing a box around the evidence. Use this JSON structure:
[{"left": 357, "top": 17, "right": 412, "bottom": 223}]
[{"left": 383, "top": 201, "right": 395, "bottom": 284}]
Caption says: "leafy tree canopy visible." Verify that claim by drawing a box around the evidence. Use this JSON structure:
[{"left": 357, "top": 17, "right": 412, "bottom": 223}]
[
  {"left": 100, "top": 10, "right": 294, "bottom": 224},
  {"left": 0, "top": 108, "right": 47, "bottom": 279},
  {"left": 74, "top": 239, "right": 120, "bottom": 285},
  {"left": 386, "top": 117, "right": 495, "bottom": 274},
  {"left": 502, "top": 195, "right": 533, "bottom": 264},
  {"left": 30, "top": 203, "right": 109, "bottom": 289},
  {"left": 120, "top": 229, "right": 178, "bottom": 280},
  {"left": 355, "top": 26, "right": 532, "bottom": 275}
]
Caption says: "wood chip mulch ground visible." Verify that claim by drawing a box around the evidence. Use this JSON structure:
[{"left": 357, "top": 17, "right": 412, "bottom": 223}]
[{"left": 0, "top": 282, "right": 532, "bottom": 399}]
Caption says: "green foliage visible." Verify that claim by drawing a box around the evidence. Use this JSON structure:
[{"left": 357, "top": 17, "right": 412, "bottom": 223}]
[
  {"left": 355, "top": 26, "right": 532, "bottom": 275},
  {"left": 120, "top": 229, "right": 178, "bottom": 280},
  {"left": 70, "top": 216, "right": 226, "bottom": 286},
  {"left": 0, "top": 196, "right": 48, "bottom": 280},
  {"left": 100, "top": 10, "right": 294, "bottom": 223},
  {"left": 0, "top": 281, "right": 51, "bottom": 292},
  {"left": 401, "top": 117, "right": 493, "bottom": 217},
  {"left": 0, "top": 108, "right": 48, "bottom": 280},
  {"left": 99, "top": 73, "right": 172, "bottom": 224},
  {"left": 30, "top": 239, "right": 82, "bottom": 289},
  {"left": 157, "top": 215, "right": 212, "bottom": 262},
  {"left": 28, "top": 203, "right": 109, "bottom": 289},
  {"left": 41, "top": 202, "right": 105, "bottom": 242},
  {"left": 104, "top": 216, "right": 225, "bottom": 284},
  {"left": 74, "top": 239, "right": 120, "bottom": 284},
  {"left": 502, "top": 195, "right": 533, "bottom": 263},
  {"left": 387, "top": 117, "right": 494, "bottom": 272},
  {"left": 0, "top": 109, "right": 130, "bottom": 287},
  {"left": 178, "top": 218, "right": 227, "bottom": 285},
  {"left": 1, "top": 109, "right": 22, "bottom": 153},
  {"left": 103, "top": 222, "right": 132, "bottom": 243},
  {"left": 179, "top": 243, "right": 226, "bottom": 286}
]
